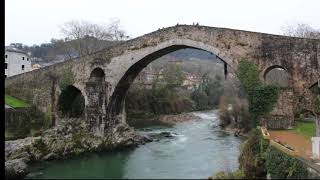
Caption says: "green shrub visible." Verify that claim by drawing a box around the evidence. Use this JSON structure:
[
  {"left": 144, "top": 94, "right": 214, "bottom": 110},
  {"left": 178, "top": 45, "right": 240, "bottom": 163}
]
[
  {"left": 191, "top": 73, "right": 223, "bottom": 110},
  {"left": 266, "top": 146, "right": 308, "bottom": 179},
  {"left": 59, "top": 70, "right": 75, "bottom": 90},
  {"left": 191, "top": 89, "right": 209, "bottom": 110},
  {"left": 212, "top": 170, "right": 245, "bottom": 179},
  {"left": 238, "top": 128, "right": 269, "bottom": 179},
  {"left": 218, "top": 95, "right": 250, "bottom": 132},
  {"left": 126, "top": 85, "right": 196, "bottom": 118},
  {"left": 236, "top": 59, "right": 261, "bottom": 94},
  {"left": 249, "top": 85, "right": 280, "bottom": 124},
  {"left": 218, "top": 96, "right": 233, "bottom": 127}
]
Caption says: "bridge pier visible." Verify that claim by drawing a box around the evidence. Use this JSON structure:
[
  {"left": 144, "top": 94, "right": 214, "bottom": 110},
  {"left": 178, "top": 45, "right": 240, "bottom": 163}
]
[{"left": 85, "top": 81, "right": 107, "bottom": 137}]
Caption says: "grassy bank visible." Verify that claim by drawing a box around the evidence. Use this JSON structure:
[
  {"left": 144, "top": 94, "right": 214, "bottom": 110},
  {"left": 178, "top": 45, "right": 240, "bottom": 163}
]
[
  {"left": 288, "top": 121, "right": 316, "bottom": 138},
  {"left": 5, "top": 95, "right": 29, "bottom": 108}
]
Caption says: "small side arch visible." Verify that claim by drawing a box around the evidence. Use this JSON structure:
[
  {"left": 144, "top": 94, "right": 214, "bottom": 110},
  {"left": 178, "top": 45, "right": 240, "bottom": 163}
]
[
  {"left": 263, "top": 65, "right": 289, "bottom": 87},
  {"left": 57, "top": 85, "right": 85, "bottom": 118},
  {"left": 309, "top": 81, "right": 320, "bottom": 95},
  {"left": 89, "top": 67, "right": 105, "bottom": 82}
]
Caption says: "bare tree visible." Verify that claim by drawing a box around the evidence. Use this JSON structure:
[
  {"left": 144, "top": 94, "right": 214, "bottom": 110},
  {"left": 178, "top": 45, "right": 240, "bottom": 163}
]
[
  {"left": 51, "top": 38, "right": 76, "bottom": 60},
  {"left": 281, "top": 23, "right": 320, "bottom": 39},
  {"left": 300, "top": 84, "right": 320, "bottom": 137},
  {"left": 60, "top": 19, "right": 129, "bottom": 57},
  {"left": 312, "top": 85, "right": 320, "bottom": 137},
  {"left": 107, "top": 18, "right": 130, "bottom": 41},
  {"left": 312, "top": 94, "right": 320, "bottom": 137}
]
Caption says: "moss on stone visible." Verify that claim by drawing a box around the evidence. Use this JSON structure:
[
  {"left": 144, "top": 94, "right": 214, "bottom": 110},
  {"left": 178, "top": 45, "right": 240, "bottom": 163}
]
[
  {"left": 59, "top": 70, "right": 75, "bottom": 90},
  {"left": 32, "top": 138, "right": 48, "bottom": 155}
]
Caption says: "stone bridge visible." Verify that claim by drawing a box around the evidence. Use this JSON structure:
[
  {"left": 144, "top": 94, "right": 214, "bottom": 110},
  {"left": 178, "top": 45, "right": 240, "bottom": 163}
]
[{"left": 5, "top": 25, "right": 320, "bottom": 136}]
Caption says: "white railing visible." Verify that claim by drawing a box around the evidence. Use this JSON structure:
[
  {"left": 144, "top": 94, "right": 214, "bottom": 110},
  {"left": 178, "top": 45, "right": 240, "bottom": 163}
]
[{"left": 312, "top": 137, "right": 320, "bottom": 160}]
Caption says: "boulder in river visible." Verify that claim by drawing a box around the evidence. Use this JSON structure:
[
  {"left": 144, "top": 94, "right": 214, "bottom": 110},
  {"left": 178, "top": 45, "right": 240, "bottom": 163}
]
[{"left": 147, "top": 131, "right": 178, "bottom": 140}]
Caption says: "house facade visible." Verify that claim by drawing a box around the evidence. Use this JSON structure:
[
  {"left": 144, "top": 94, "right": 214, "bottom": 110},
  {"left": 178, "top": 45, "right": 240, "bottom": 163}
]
[
  {"left": 5, "top": 47, "right": 32, "bottom": 77},
  {"left": 182, "top": 73, "right": 201, "bottom": 90},
  {"left": 133, "top": 66, "right": 164, "bottom": 89}
]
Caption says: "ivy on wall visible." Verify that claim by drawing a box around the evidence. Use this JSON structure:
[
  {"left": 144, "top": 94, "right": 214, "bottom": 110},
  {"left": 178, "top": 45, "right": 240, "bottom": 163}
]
[
  {"left": 236, "top": 59, "right": 280, "bottom": 127},
  {"left": 59, "top": 70, "right": 75, "bottom": 91},
  {"left": 236, "top": 59, "right": 261, "bottom": 94},
  {"left": 249, "top": 85, "right": 280, "bottom": 120}
]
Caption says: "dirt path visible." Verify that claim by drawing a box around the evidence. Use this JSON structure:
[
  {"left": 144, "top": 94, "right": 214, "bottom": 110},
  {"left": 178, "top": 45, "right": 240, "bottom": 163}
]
[{"left": 269, "top": 131, "right": 312, "bottom": 160}]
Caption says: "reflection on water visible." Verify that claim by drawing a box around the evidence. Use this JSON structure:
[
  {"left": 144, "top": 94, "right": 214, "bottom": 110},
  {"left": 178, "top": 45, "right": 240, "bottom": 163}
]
[{"left": 26, "top": 110, "right": 243, "bottom": 179}]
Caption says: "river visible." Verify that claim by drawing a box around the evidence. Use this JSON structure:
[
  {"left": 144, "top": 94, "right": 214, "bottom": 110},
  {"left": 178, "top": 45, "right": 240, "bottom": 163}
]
[{"left": 26, "top": 110, "right": 244, "bottom": 179}]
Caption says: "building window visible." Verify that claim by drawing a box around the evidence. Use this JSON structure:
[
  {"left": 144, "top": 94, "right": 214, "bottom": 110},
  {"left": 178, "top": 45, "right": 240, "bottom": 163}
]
[
  {"left": 22, "top": 65, "right": 25, "bottom": 70},
  {"left": 5, "top": 55, "right": 8, "bottom": 58},
  {"left": 5, "top": 63, "right": 7, "bottom": 69},
  {"left": 22, "top": 57, "right": 25, "bottom": 60},
  {"left": 5, "top": 75, "right": 7, "bottom": 78},
  {"left": 27, "top": 58, "right": 29, "bottom": 61}
]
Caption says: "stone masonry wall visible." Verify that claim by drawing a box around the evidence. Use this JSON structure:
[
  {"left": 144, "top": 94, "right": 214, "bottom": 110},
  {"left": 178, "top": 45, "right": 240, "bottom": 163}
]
[
  {"left": 263, "top": 89, "right": 295, "bottom": 129},
  {"left": 5, "top": 107, "right": 47, "bottom": 140}
]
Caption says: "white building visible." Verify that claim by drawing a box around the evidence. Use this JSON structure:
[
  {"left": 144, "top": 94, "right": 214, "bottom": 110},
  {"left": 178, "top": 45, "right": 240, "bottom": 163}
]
[
  {"left": 31, "top": 64, "right": 42, "bottom": 70},
  {"left": 5, "top": 46, "right": 32, "bottom": 77}
]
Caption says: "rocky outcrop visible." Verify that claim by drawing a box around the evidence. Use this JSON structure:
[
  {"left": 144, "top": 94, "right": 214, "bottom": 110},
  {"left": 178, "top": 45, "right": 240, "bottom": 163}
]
[
  {"left": 109, "top": 123, "right": 150, "bottom": 149},
  {"left": 5, "top": 116, "right": 182, "bottom": 179},
  {"left": 4, "top": 119, "right": 149, "bottom": 179},
  {"left": 220, "top": 124, "right": 249, "bottom": 138},
  {"left": 5, "top": 158, "right": 29, "bottom": 179}
]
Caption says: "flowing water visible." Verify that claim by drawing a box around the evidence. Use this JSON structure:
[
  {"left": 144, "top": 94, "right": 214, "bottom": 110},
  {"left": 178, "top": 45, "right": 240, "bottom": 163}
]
[{"left": 26, "top": 110, "right": 244, "bottom": 179}]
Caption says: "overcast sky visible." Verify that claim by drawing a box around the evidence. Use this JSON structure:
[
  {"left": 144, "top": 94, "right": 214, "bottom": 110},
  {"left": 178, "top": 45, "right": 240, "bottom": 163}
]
[{"left": 5, "top": 0, "right": 320, "bottom": 46}]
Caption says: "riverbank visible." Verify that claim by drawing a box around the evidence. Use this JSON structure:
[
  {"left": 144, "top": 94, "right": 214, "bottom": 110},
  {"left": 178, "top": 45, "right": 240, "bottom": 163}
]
[
  {"left": 127, "top": 111, "right": 203, "bottom": 129},
  {"left": 221, "top": 125, "right": 250, "bottom": 138},
  {"left": 25, "top": 110, "right": 243, "bottom": 179},
  {"left": 5, "top": 110, "right": 225, "bottom": 179},
  {"left": 158, "top": 112, "right": 202, "bottom": 124},
  {"left": 128, "top": 111, "right": 202, "bottom": 125}
]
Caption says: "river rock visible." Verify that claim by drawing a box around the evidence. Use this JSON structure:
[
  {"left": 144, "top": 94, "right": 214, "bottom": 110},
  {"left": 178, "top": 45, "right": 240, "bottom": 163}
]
[
  {"left": 9, "top": 152, "right": 31, "bottom": 163},
  {"left": 5, "top": 158, "right": 29, "bottom": 179},
  {"left": 5, "top": 137, "right": 38, "bottom": 161},
  {"left": 110, "top": 123, "right": 145, "bottom": 148},
  {"left": 42, "top": 152, "right": 58, "bottom": 161},
  {"left": 147, "top": 131, "right": 177, "bottom": 141},
  {"left": 141, "top": 135, "right": 153, "bottom": 142}
]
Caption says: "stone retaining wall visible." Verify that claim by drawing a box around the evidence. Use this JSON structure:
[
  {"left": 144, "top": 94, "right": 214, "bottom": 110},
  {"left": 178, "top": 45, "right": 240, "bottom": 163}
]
[
  {"left": 264, "top": 115, "right": 293, "bottom": 129},
  {"left": 5, "top": 107, "right": 47, "bottom": 140}
]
